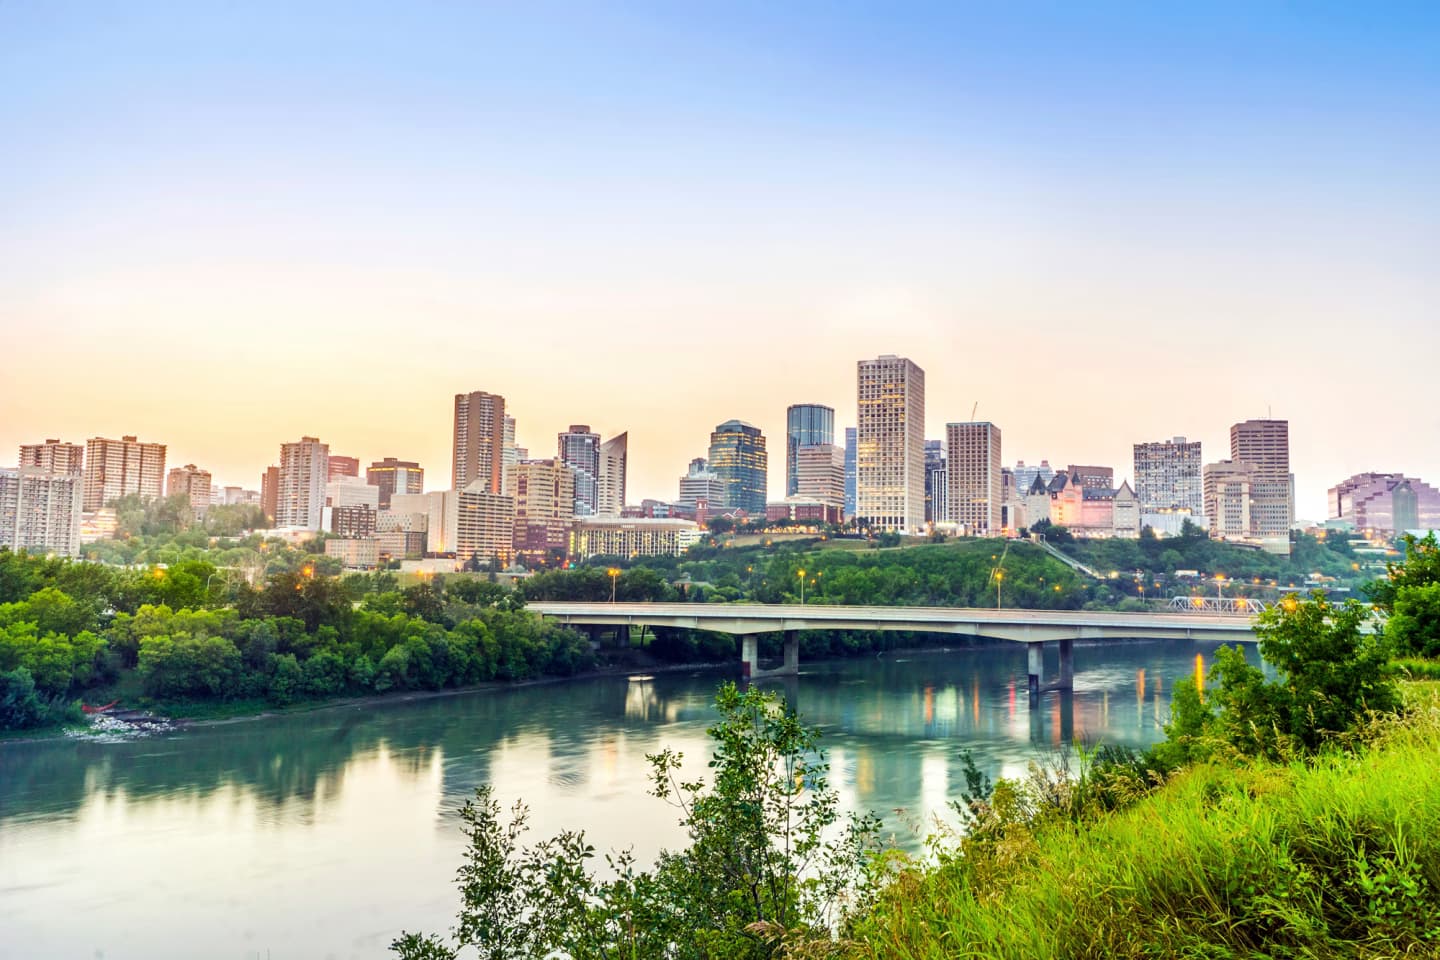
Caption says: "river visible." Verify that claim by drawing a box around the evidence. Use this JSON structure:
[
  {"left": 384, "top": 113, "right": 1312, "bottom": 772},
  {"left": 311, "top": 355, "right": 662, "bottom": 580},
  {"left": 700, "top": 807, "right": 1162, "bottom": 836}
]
[{"left": 0, "top": 638, "right": 1231, "bottom": 959}]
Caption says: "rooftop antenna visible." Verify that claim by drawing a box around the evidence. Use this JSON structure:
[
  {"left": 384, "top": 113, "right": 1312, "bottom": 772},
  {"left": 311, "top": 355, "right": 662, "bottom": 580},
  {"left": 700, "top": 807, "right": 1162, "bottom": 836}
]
[{"left": 971, "top": 401, "right": 978, "bottom": 422}]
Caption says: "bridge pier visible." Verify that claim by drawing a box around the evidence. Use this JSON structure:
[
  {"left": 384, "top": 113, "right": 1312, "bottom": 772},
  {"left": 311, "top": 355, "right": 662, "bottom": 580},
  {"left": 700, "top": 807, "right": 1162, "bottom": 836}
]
[
  {"left": 741, "top": 631, "right": 800, "bottom": 680},
  {"left": 741, "top": 634, "right": 758, "bottom": 679},
  {"left": 782, "top": 630, "right": 799, "bottom": 675},
  {"left": 1027, "top": 644, "right": 1043, "bottom": 700}
]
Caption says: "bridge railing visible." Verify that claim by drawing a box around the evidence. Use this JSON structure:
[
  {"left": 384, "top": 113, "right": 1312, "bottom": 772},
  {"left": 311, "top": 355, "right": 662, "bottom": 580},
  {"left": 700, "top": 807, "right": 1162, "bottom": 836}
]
[{"left": 1167, "top": 596, "right": 1272, "bottom": 615}]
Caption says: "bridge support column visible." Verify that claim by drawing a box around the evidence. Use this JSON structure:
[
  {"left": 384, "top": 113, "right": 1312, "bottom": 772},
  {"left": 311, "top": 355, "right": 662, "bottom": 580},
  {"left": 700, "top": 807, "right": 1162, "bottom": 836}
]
[
  {"left": 1027, "top": 643, "right": 1043, "bottom": 702},
  {"left": 1058, "top": 638, "right": 1074, "bottom": 690},
  {"left": 781, "top": 630, "right": 799, "bottom": 676},
  {"left": 741, "top": 634, "right": 759, "bottom": 680}
]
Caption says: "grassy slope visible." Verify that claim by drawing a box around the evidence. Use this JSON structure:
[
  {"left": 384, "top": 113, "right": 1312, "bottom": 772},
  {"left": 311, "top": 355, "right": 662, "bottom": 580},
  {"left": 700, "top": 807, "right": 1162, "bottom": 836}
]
[{"left": 851, "top": 685, "right": 1440, "bottom": 960}]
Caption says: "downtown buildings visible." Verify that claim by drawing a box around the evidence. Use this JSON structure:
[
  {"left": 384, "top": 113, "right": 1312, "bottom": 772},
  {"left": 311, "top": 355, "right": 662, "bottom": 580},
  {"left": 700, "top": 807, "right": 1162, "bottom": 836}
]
[
  {"left": 82, "top": 435, "right": 166, "bottom": 511},
  {"left": 708, "top": 420, "right": 768, "bottom": 514},
  {"left": 945, "top": 422, "right": 1002, "bottom": 535},
  {"left": 855, "top": 355, "right": 925, "bottom": 533},
  {"left": 1203, "top": 418, "right": 1293, "bottom": 551},
  {"left": 1329, "top": 472, "right": 1440, "bottom": 535},
  {"left": 785, "top": 404, "right": 835, "bottom": 497},
  {"left": 275, "top": 437, "right": 329, "bottom": 530}
]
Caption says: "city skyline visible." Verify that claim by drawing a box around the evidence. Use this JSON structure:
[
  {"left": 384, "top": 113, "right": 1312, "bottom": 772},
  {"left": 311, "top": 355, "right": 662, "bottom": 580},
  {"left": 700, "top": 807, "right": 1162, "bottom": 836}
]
[{"left": 3, "top": 4, "right": 1437, "bottom": 521}]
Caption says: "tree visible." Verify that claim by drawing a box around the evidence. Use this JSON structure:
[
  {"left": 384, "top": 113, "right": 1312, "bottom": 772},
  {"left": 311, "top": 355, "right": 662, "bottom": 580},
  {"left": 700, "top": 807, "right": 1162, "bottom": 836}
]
[{"left": 393, "top": 684, "right": 882, "bottom": 959}]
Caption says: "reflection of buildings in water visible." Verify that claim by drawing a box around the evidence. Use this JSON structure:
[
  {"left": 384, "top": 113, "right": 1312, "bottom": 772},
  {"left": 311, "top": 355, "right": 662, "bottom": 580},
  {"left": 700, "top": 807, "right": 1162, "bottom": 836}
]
[{"left": 622, "top": 677, "right": 687, "bottom": 724}]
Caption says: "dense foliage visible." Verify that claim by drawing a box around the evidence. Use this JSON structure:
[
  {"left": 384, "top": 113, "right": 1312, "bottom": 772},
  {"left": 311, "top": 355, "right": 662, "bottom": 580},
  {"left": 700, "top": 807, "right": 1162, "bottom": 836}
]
[
  {"left": 393, "top": 683, "right": 882, "bottom": 959},
  {"left": 1377, "top": 533, "right": 1440, "bottom": 658},
  {"left": 0, "top": 548, "right": 591, "bottom": 731}
]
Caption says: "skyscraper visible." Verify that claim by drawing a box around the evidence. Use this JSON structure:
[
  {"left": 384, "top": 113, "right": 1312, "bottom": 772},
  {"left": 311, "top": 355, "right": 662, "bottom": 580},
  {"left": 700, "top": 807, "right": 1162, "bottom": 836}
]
[
  {"left": 1204, "top": 460, "right": 1255, "bottom": 540},
  {"left": 785, "top": 404, "right": 835, "bottom": 497},
  {"left": 924, "top": 439, "right": 946, "bottom": 524},
  {"left": 678, "top": 458, "right": 726, "bottom": 508},
  {"left": 507, "top": 458, "right": 577, "bottom": 564},
  {"left": 1230, "top": 418, "right": 1292, "bottom": 537},
  {"left": 19, "top": 440, "right": 84, "bottom": 476},
  {"left": 795, "top": 444, "right": 846, "bottom": 508},
  {"left": 502, "top": 415, "right": 519, "bottom": 493},
  {"left": 82, "top": 435, "right": 166, "bottom": 511},
  {"left": 856, "top": 355, "right": 925, "bottom": 533},
  {"left": 844, "top": 427, "right": 856, "bottom": 520},
  {"left": 708, "top": 420, "right": 767, "bottom": 514},
  {"left": 945, "top": 422, "right": 1003, "bottom": 535},
  {"left": 366, "top": 457, "right": 424, "bottom": 509},
  {"left": 453, "top": 391, "right": 506, "bottom": 493},
  {"left": 276, "top": 437, "right": 329, "bottom": 530},
  {"left": 598, "top": 432, "right": 628, "bottom": 517},
  {"left": 1134, "top": 437, "right": 1203, "bottom": 513},
  {"left": 558, "top": 425, "right": 601, "bottom": 516}
]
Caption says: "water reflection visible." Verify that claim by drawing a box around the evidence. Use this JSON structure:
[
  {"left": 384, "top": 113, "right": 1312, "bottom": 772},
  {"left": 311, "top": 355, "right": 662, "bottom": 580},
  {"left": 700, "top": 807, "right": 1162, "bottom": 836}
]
[{"left": 0, "top": 639, "right": 1235, "bottom": 960}]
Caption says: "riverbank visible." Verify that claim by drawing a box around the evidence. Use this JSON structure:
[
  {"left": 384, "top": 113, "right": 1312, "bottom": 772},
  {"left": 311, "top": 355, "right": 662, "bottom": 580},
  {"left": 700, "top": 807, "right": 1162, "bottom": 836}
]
[{"left": 848, "top": 680, "right": 1440, "bottom": 959}]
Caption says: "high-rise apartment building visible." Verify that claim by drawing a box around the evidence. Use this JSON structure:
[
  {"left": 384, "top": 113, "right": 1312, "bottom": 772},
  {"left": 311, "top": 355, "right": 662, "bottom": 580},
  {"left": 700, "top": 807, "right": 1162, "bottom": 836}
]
[
  {"left": 1230, "top": 419, "right": 1292, "bottom": 537},
  {"left": 785, "top": 404, "right": 835, "bottom": 497},
  {"left": 708, "top": 420, "right": 767, "bottom": 514},
  {"left": 260, "top": 466, "right": 280, "bottom": 523},
  {"left": 502, "top": 415, "right": 518, "bottom": 493},
  {"left": 1204, "top": 460, "right": 1255, "bottom": 540},
  {"left": 366, "top": 458, "right": 424, "bottom": 509},
  {"left": 453, "top": 391, "right": 506, "bottom": 493},
  {"left": 856, "top": 355, "right": 925, "bottom": 533},
  {"left": 455, "top": 487, "right": 514, "bottom": 568},
  {"left": 844, "top": 427, "right": 856, "bottom": 520},
  {"left": 166, "top": 464, "right": 213, "bottom": 515},
  {"left": 1134, "top": 437, "right": 1203, "bottom": 513},
  {"left": 327, "top": 456, "right": 360, "bottom": 480},
  {"left": 678, "top": 458, "right": 726, "bottom": 508},
  {"left": 19, "top": 440, "right": 84, "bottom": 476},
  {"left": 598, "top": 432, "right": 627, "bottom": 517},
  {"left": 924, "top": 439, "right": 946, "bottom": 524},
  {"left": 276, "top": 437, "right": 329, "bottom": 530},
  {"left": 795, "top": 443, "right": 846, "bottom": 508},
  {"left": 82, "top": 435, "right": 166, "bottom": 511},
  {"left": 0, "top": 468, "right": 84, "bottom": 557},
  {"left": 945, "top": 422, "right": 1003, "bottom": 535},
  {"left": 507, "top": 458, "right": 577, "bottom": 564},
  {"left": 558, "top": 425, "right": 601, "bottom": 516}
]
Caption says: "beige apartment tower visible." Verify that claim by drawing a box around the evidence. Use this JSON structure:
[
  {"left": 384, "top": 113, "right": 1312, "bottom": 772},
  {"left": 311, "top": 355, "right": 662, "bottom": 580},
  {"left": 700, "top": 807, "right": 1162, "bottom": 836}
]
[
  {"left": 506, "top": 458, "right": 577, "bottom": 563},
  {"left": 166, "top": 464, "right": 213, "bottom": 515},
  {"left": 856, "top": 355, "right": 926, "bottom": 533},
  {"left": 82, "top": 435, "right": 166, "bottom": 511},
  {"left": 276, "top": 437, "right": 330, "bottom": 530},
  {"left": 19, "top": 440, "right": 84, "bottom": 476},
  {"left": 945, "top": 421, "right": 1003, "bottom": 535},
  {"left": 454, "top": 391, "right": 507, "bottom": 494},
  {"left": 597, "top": 432, "right": 628, "bottom": 517},
  {"left": 1230, "top": 418, "right": 1292, "bottom": 537}
]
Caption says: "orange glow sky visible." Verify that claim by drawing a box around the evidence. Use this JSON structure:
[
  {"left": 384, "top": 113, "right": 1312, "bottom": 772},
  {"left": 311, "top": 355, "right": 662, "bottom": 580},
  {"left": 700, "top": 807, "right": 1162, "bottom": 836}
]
[{"left": 2, "top": 4, "right": 1436, "bottom": 521}]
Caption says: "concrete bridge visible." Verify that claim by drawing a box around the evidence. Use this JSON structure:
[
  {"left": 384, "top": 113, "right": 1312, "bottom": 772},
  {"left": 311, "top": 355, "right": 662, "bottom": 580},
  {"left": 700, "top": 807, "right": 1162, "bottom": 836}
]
[{"left": 527, "top": 602, "right": 1258, "bottom": 695}]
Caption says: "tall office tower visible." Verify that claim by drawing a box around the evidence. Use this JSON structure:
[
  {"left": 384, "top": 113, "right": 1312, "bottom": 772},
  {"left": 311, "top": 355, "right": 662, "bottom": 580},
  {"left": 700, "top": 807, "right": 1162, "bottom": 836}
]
[
  {"left": 1013, "top": 460, "right": 1054, "bottom": 496},
  {"left": 327, "top": 455, "right": 360, "bottom": 481},
  {"left": 366, "top": 457, "right": 424, "bottom": 509},
  {"left": 1066, "top": 465, "right": 1114, "bottom": 491},
  {"left": 506, "top": 458, "right": 577, "bottom": 564},
  {"left": 785, "top": 404, "right": 835, "bottom": 497},
  {"left": 708, "top": 420, "right": 768, "bottom": 514},
  {"left": 82, "top": 435, "right": 167, "bottom": 510},
  {"left": 0, "top": 468, "right": 84, "bottom": 557},
  {"left": 795, "top": 443, "right": 846, "bottom": 508},
  {"left": 1204, "top": 460, "right": 1256, "bottom": 540},
  {"left": 558, "top": 424, "right": 601, "bottom": 515},
  {"left": 502, "top": 415, "right": 519, "bottom": 493},
  {"left": 1231, "top": 418, "right": 1292, "bottom": 536},
  {"left": 923, "top": 440, "right": 946, "bottom": 524},
  {"left": 166, "top": 464, "right": 213, "bottom": 515},
  {"left": 844, "top": 427, "right": 857, "bottom": 520},
  {"left": 598, "top": 432, "right": 627, "bottom": 517},
  {"left": 453, "top": 391, "right": 506, "bottom": 493},
  {"left": 678, "top": 458, "right": 726, "bottom": 507},
  {"left": 19, "top": 440, "right": 84, "bottom": 475},
  {"left": 275, "top": 437, "right": 330, "bottom": 530},
  {"left": 945, "top": 421, "right": 1003, "bottom": 535},
  {"left": 1133, "top": 437, "right": 1204, "bottom": 513},
  {"left": 856, "top": 355, "right": 925, "bottom": 533},
  {"left": 260, "top": 466, "right": 280, "bottom": 523}
]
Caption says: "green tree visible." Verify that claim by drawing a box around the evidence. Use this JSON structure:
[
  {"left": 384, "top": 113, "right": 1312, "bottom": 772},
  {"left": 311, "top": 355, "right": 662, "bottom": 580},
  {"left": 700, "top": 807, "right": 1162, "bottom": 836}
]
[{"left": 393, "top": 683, "right": 881, "bottom": 959}]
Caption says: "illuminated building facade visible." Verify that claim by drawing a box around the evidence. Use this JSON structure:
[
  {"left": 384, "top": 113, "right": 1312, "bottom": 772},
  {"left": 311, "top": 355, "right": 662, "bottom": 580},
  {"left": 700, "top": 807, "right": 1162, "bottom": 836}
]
[
  {"left": 856, "top": 355, "right": 925, "bottom": 533},
  {"left": 785, "top": 404, "right": 835, "bottom": 497},
  {"left": 571, "top": 517, "right": 702, "bottom": 559},
  {"left": 453, "top": 391, "right": 506, "bottom": 493},
  {"left": 83, "top": 435, "right": 166, "bottom": 511},
  {"left": 708, "top": 420, "right": 767, "bottom": 514},
  {"left": 945, "top": 422, "right": 1002, "bottom": 535},
  {"left": 366, "top": 457, "right": 424, "bottom": 509}
]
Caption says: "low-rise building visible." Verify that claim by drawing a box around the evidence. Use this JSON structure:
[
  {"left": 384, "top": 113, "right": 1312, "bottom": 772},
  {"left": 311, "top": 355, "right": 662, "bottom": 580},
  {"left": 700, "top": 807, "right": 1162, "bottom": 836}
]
[
  {"left": 571, "top": 517, "right": 701, "bottom": 560},
  {"left": 325, "top": 537, "right": 380, "bottom": 570}
]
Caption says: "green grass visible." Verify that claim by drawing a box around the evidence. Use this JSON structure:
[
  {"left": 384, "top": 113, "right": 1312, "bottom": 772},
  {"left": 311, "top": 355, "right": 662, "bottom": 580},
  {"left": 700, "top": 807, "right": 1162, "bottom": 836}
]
[{"left": 849, "top": 687, "right": 1440, "bottom": 959}]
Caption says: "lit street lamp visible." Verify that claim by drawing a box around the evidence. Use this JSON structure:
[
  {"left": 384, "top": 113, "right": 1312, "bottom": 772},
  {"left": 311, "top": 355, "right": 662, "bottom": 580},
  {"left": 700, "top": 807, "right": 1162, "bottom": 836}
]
[
  {"left": 797, "top": 568, "right": 806, "bottom": 605},
  {"left": 608, "top": 567, "right": 621, "bottom": 603}
]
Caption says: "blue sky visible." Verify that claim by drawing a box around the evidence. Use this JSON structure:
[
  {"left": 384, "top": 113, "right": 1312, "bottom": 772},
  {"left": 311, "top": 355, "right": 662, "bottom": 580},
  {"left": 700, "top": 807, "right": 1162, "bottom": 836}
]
[{"left": 1, "top": 2, "right": 1436, "bottom": 516}]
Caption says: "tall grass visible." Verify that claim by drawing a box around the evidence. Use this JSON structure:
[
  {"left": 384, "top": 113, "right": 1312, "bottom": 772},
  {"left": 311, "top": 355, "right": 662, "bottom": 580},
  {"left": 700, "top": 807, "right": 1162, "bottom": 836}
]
[{"left": 849, "top": 692, "right": 1440, "bottom": 959}]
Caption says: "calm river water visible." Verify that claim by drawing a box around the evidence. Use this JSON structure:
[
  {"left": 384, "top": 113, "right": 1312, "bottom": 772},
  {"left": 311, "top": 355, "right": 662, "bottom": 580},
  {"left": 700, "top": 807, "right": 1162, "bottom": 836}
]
[{"left": 0, "top": 639, "right": 1233, "bottom": 959}]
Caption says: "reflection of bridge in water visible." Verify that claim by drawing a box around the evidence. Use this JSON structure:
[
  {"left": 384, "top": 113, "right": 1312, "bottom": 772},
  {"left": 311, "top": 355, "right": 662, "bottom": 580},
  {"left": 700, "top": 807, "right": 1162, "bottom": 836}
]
[{"left": 529, "top": 602, "right": 1258, "bottom": 700}]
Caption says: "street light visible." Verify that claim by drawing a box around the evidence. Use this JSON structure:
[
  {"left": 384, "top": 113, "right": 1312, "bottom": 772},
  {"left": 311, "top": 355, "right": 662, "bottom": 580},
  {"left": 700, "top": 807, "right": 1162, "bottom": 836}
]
[
  {"left": 797, "top": 568, "right": 806, "bottom": 605},
  {"left": 608, "top": 567, "right": 621, "bottom": 603},
  {"left": 994, "top": 568, "right": 1004, "bottom": 608}
]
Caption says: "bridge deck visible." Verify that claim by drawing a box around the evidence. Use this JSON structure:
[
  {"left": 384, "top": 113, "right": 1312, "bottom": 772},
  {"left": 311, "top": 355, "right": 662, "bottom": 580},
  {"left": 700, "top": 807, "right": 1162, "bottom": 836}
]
[{"left": 527, "top": 602, "right": 1257, "bottom": 644}]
